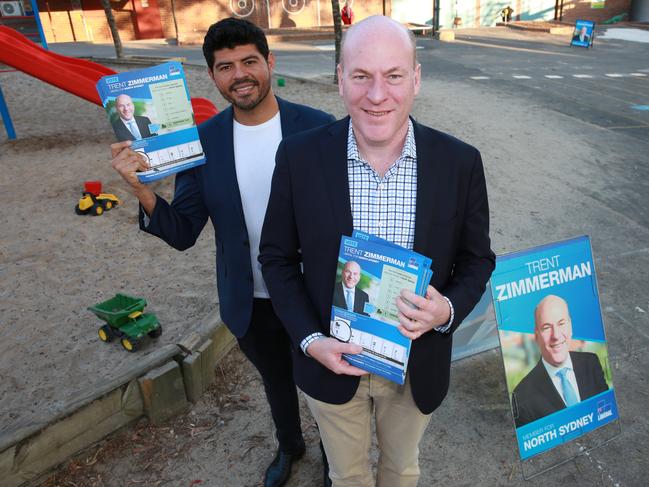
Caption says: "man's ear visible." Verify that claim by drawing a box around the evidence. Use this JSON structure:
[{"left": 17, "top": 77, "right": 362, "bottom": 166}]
[
  {"left": 268, "top": 52, "right": 276, "bottom": 73},
  {"left": 413, "top": 63, "right": 422, "bottom": 96},
  {"left": 207, "top": 66, "right": 215, "bottom": 83},
  {"left": 337, "top": 64, "right": 344, "bottom": 97}
]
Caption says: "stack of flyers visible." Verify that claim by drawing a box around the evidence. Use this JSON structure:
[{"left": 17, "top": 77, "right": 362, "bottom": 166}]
[{"left": 330, "top": 230, "right": 433, "bottom": 384}]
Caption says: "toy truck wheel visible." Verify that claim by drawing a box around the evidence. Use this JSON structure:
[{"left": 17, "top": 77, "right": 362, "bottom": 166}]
[
  {"left": 148, "top": 324, "right": 162, "bottom": 339},
  {"left": 98, "top": 325, "right": 114, "bottom": 342},
  {"left": 121, "top": 337, "right": 138, "bottom": 352},
  {"left": 104, "top": 201, "right": 113, "bottom": 210},
  {"left": 74, "top": 205, "right": 85, "bottom": 215},
  {"left": 92, "top": 204, "right": 104, "bottom": 216}
]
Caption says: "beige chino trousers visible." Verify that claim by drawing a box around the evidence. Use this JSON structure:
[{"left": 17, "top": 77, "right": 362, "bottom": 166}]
[{"left": 304, "top": 374, "right": 432, "bottom": 487}]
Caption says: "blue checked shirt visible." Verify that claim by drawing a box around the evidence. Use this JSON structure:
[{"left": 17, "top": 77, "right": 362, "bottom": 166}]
[
  {"left": 347, "top": 119, "right": 417, "bottom": 249},
  {"left": 299, "top": 119, "right": 453, "bottom": 356}
]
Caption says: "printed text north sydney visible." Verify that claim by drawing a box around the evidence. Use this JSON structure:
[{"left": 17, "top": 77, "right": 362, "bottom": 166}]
[{"left": 523, "top": 413, "right": 595, "bottom": 451}]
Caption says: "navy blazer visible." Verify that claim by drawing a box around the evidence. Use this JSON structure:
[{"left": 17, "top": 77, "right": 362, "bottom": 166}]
[
  {"left": 142, "top": 97, "right": 334, "bottom": 338},
  {"left": 260, "top": 117, "right": 495, "bottom": 414},
  {"left": 512, "top": 351, "right": 609, "bottom": 427}
]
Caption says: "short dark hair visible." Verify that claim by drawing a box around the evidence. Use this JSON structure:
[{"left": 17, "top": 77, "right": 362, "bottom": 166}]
[{"left": 202, "top": 18, "right": 269, "bottom": 70}]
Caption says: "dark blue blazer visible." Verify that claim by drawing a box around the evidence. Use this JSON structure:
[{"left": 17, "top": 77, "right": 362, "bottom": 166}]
[
  {"left": 260, "top": 117, "right": 495, "bottom": 414},
  {"left": 141, "top": 97, "right": 334, "bottom": 338}
]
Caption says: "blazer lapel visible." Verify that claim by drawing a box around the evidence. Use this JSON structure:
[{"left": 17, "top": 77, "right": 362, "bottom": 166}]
[
  {"left": 413, "top": 120, "right": 440, "bottom": 254},
  {"left": 215, "top": 106, "right": 247, "bottom": 229},
  {"left": 535, "top": 361, "right": 567, "bottom": 410},
  {"left": 277, "top": 97, "right": 299, "bottom": 136},
  {"left": 319, "top": 117, "right": 353, "bottom": 236}
]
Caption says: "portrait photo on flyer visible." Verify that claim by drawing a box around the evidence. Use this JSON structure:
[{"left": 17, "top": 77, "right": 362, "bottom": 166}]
[{"left": 490, "top": 235, "right": 618, "bottom": 461}]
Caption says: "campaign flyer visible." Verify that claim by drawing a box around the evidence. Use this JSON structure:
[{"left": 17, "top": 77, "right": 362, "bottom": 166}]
[
  {"left": 491, "top": 235, "right": 618, "bottom": 460},
  {"left": 330, "top": 233, "right": 432, "bottom": 384},
  {"left": 97, "top": 62, "right": 205, "bottom": 183}
]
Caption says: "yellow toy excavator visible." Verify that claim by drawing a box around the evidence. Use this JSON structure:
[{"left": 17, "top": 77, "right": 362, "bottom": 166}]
[{"left": 75, "top": 181, "right": 120, "bottom": 216}]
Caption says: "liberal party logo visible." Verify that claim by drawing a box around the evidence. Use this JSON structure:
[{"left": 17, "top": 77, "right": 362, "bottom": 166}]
[{"left": 597, "top": 399, "right": 613, "bottom": 421}]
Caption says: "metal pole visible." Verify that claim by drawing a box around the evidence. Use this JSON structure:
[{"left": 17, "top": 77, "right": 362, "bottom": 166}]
[
  {"left": 0, "top": 84, "right": 17, "bottom": 140},
  {"left": 30, "top": 0, "right": 49, "bottom": 49},
  {"left": 433, "top": 0, "right": 440, "bottom": 34}
]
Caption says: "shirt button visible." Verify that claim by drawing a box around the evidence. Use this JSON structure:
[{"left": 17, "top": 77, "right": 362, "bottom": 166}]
[{"left": 378, "top": 183, "right": 384, "bottom": 191}]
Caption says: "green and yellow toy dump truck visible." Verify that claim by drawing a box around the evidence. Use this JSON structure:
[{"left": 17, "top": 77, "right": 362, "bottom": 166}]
[{"left": 88, "top": 293, "right": 162, "bottom": 352}]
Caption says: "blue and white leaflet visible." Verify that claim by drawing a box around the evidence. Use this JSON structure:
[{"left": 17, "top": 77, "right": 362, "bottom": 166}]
[
  {"left": 97, "top": 62, "right": 205, "bottom": 183},
  {"left": 331, "top": 231, "right": 432, "bottom": 384}
]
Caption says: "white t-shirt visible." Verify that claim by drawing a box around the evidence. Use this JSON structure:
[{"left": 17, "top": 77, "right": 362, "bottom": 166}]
[{"left": 233, "top": 112, "right": 282, "bottom": 299}]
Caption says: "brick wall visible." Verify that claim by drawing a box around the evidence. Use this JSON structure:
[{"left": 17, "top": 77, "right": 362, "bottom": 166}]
[
  {"left": 35, "top": 0, "right": 388, "bottom": 44},
  {"left": 171, "top": 0, "right": 387, "bottom": 43},
  {"left": 559, "top": 0, "right": 632, "bottom": 23},
  {"left": 37, "top": 0, "right": 138, "bottom": 43}
]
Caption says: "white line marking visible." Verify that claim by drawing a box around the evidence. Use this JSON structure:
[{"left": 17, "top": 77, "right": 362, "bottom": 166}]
[
  {"left": 573, "top": 74, "right": 593, "bottom": 78},
  {"left": 605, "top": 73, "right": 624, "bottom": 77},
  {"left": 544, "top": 75, "right": 563, "bottom": 79},
  {"left": 630, "top": 73, "right": 648, "bottom": 77},
  {"left": 513, "top": 75, "right": 531, "bottom": 79},
  {"left": 470, "top": 76, "right": 490, "bottom": 80}
]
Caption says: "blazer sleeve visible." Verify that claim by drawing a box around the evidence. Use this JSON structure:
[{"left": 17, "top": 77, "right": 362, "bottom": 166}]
[
  {"left": 259, "top": 141, "right": 323, "bottom": 348},
  {"left": 140, "top": 167, "right": 209, "bottom": 251},
  {"left": 443, "top": 149, "right": 495, "bottom": 330}
]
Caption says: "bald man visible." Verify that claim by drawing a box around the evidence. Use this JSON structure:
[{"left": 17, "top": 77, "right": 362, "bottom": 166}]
[
  {"left": 111, "top": 94, "right": 155, "bottom": 142},
  {"left": 260, "top": 15, "right": 494, "bottom": 486},
  {"left": 512, "top": 295, "right": 608, "bottom": 428},
  {"left": 332, "top": 261, "right": 370, "bottom": 316}
]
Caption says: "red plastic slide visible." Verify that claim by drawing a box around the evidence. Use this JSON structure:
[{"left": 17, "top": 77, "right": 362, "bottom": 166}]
[{"left": 0, "top": 26, "right": 217, "bottom": 123}]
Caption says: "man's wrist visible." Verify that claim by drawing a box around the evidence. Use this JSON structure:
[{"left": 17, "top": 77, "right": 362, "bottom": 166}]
[
  {"left": 435, "top": 296, "right": 454, "bottom": 334},
  {"left": 300, "top": 332, "right": 326, "bottom": 356},
  {"left": 135, "top": 188, "right": 157, "bottom": 216}
]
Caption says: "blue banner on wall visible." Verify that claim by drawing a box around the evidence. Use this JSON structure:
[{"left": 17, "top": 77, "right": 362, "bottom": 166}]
[{"left": 490, "top": 236, "right": 618, "bottom": 460}]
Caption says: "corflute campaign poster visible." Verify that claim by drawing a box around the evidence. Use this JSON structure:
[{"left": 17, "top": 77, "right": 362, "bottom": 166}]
[{"left": 490, "top": 236, "right": 618, "bottom": 460}]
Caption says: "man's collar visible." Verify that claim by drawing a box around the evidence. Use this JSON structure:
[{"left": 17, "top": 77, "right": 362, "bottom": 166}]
[
  {"left": 347, "top": 119, "right": 416, "bottom": 163},
  {"left": 542, "top": 353, "right": 574, "bottom": 377}
]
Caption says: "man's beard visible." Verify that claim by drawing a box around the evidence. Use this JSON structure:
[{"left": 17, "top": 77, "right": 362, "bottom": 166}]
[{"left": 222, "top": 77, "right": 271, "bottom": 111}]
